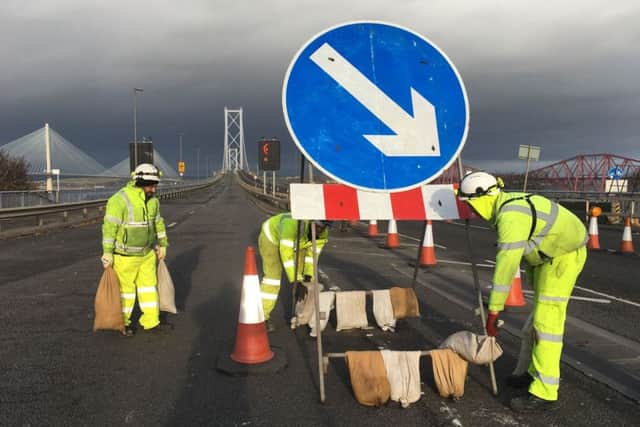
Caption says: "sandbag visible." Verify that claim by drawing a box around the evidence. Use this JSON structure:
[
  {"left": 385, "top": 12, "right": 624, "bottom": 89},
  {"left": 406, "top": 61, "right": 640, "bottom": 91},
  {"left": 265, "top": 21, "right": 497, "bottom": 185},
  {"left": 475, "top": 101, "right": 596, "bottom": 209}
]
[
  {"left": 380, "top": 350, "right": 422, "bottom": 408},
  {"left": 372, "top": 289, "right": 396, "bottom": 332},
  {"left": 309, "top": 291, "right": 335, "bottom": 337},
  {"left": 294, "top": 282, "right": 319, "bottom": 326},
  {"left": 346, "top": 351, "right": 390, "bottom": 406},
  {"left": 157, "top": 260, "right": 178, "bottom": 314},
  {"left": 336, "top": 291, "right": 368, "bottom": 331},
  {"left": 439, "top": 331, "right": 503, "bottom": 364},
  {"left": 389, "top": 287, "right": 420, "bottom": 319},
  {"left": 93, "top": 267, "right": 125, "bottom": 333},
  {"left": 430, "top": 348, "right": 468, "bottom": 398}
]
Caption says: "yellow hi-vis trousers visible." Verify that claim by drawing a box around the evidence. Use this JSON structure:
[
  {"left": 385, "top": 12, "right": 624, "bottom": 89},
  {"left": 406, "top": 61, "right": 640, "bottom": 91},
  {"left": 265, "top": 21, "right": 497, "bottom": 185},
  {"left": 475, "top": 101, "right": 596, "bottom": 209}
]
[
  {"left": 527, "top": 246, "right": 587, "bottom": 401},
  {"left": 258, "top": 233, "right": 306, "bottom": 320},
  {"left": 113, "top": 250, "right": 160, "bottom": 330}
]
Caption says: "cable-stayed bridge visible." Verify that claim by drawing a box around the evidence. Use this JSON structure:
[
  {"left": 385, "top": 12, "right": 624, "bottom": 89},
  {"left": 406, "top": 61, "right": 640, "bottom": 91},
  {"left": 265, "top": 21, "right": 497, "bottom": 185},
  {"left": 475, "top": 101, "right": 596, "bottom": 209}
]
[
  {"left": 1, "top": 124, "right": 178, "bottom": 178},
  {"left": 0, "top": 125, "right": 105, "bottom": 176},
  {"left": 101, "top": 152, "right": 178, "bottom": 178}
]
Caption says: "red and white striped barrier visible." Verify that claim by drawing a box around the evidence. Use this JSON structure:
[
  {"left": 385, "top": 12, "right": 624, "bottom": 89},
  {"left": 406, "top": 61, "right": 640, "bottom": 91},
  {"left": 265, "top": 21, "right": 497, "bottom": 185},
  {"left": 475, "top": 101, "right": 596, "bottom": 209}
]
[{"left": 290, "top": 183, "right": 473, "bottom": 220}]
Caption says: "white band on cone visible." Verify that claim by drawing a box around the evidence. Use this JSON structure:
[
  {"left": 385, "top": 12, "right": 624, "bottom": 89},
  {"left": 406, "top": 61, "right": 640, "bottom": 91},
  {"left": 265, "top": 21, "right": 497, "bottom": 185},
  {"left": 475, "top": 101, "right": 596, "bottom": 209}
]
[{"left": 238, "top": 274, "right": 265, "bottom": 324}]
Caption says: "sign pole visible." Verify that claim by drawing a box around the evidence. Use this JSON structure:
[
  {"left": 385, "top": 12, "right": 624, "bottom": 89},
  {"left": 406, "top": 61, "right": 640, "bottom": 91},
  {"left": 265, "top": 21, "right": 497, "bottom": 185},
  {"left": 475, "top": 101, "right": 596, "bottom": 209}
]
[
  {"left": 411, "top": 220, "right": 428, "bottom": 289},
  {"left": 272, "top": 171, "right": 276, "bottom": 197},
  {"left": 311, "top": 222, "right": 325, "bottom": 402},
  {"left": 290, "top": 154, "right": 306, "bottom": 324},
  {"left": 457, "top": 156, "right": 498, "bottom": 395}
]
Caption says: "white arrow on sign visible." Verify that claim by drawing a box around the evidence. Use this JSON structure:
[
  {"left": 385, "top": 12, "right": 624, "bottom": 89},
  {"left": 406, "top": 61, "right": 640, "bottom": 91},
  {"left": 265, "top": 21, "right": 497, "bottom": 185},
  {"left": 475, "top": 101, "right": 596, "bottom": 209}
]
[{"left": 310, "top": 42, "right": 440, "bottom": 157}]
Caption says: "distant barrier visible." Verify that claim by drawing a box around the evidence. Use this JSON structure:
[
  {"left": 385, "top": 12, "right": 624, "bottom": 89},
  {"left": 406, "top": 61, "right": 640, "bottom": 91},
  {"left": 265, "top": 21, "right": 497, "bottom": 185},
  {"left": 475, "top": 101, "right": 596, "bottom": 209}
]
[
  {"left": 0, "top": 178, "right": 213, "bottom": 209},
  {"left": 235, "top": 171, "right": 289, "bottom": 212},
  {"left": 0, "top": 175, "right": 224, "bottom": 238}
]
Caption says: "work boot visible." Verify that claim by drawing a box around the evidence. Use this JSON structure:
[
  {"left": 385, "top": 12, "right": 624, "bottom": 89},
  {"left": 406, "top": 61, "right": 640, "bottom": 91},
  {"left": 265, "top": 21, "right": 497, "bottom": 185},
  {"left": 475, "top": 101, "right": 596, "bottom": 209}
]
[
  {"left": 122, "top": 325, "right": 135, "bottom": 337},
  {"left": 510, "top": 393, "right": 557, "bottom": 412},
  {"left": 506, "top": 373, "right": 533, "bottom": 389},
  {"left": 266, "top": 319, "right": 275, "bottom": 333}
]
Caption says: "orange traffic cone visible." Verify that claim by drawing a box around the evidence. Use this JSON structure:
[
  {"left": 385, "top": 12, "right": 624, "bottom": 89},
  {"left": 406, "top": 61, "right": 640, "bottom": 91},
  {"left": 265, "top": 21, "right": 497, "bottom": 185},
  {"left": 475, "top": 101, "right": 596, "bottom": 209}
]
[
  {"left": 419, "top": 220, "right": 437, "bottom": 266},
  {"left": 587, "top": 215, "right": 600, "bottom": 250},
  {"left": 505, "top": 269, "right": 526, "bottom": 308},
  {"left": 368, "top": 220, "right": 379, "bottom": 237},
  {"left": 619, "top": 217, "right": 635, "bottom": 254},
  {"left": 385, "top": 220, "right": 400, "bottom": 249},
  {"left": 230, "top": 247, "right": 274, "bottom": 364}
]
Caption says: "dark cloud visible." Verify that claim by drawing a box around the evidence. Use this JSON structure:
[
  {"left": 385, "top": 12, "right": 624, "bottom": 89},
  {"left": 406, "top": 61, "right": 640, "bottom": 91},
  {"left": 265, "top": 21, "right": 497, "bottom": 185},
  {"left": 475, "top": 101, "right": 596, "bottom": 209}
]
[{"left": 1, "top": 0, "right": 639, "bottom": 177}]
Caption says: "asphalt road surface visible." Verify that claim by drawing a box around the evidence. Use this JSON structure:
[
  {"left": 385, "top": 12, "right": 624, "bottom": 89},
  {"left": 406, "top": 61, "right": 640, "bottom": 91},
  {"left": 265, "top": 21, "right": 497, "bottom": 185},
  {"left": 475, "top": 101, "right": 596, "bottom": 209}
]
[{"left": 1, "top": 175, "right": 639, "bottom": 426}]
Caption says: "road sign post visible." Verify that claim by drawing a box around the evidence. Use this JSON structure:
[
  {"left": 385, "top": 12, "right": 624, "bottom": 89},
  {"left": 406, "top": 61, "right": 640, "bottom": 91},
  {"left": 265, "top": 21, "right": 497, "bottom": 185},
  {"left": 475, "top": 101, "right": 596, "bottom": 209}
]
[
  {"left": 518, "top": 144, "right": 541, "bottom": 192},
  {"left": 283, "top": 21, "right": 481, "bottom": 403}
]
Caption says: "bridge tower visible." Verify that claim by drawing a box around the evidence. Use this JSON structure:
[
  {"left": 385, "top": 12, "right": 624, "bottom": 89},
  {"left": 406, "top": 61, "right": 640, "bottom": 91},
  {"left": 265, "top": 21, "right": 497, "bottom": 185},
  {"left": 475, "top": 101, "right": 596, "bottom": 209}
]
[{"left": 222, "top": 107, "right": 248, "bottom": 172}]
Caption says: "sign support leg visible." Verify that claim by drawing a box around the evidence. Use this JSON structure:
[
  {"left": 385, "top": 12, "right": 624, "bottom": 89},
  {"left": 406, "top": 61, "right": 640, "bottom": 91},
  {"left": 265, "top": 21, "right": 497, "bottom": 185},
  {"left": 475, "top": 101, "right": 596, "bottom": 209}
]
[
  {"left": 291, "top": 155, "right": 306, "bottom": 323},
  {"left": 311, "top": 222, "right": 325, "bottom": 402},
  {"left": 457, "top": 157, "right": 498, "bottom": 395},
  {"left": 411, "top": 220, "right": 428, "bottom": 289}
]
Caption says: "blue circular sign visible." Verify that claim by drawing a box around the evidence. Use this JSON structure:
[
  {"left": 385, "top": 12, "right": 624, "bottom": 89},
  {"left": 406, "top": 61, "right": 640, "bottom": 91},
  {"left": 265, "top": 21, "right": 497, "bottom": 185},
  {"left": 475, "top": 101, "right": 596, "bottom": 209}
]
[
  {"left": 283, "top": 21, "right": 469, "bottom": 192},
  {"left": 608, "top": 166, "right": 623, "bottom": 180}
]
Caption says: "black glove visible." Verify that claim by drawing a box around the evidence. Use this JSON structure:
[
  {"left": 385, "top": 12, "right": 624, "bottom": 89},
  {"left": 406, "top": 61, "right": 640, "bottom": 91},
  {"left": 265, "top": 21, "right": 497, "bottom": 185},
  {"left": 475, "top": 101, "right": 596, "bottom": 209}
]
[
  {"left": 294, "top": 282, "right": 308, "bottom": 301},
  {"left": 303, "top": 275, "right": 312, "bottom": 283}
]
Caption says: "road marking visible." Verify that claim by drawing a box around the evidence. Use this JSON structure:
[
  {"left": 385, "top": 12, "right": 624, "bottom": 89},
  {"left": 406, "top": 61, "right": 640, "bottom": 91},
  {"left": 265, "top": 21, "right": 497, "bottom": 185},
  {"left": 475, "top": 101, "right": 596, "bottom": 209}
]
[
  {"left": 574, "top": 285, "right": 640, "bottom": 308},
  {"left": 398, "top": 233, "right": 447, "bottom": 249},
  {"left": 167, "top": 222, "right": 177, "bottom": 228},
  {"left": 446, "top": 221, "right": 492, "bottom": 231},
  {"left": 435, "top": 259, "right": 495, "bottom": 268},
  {"left": 522, "top": 290, "right": 610, "bottom": 304}
]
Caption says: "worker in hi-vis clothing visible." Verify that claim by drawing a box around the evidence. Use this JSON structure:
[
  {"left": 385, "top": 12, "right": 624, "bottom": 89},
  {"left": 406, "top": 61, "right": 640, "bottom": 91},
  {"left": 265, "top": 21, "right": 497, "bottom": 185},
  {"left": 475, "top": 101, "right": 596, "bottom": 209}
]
[
  {"left": 258, "top": 212, "right": 331, "bottom": 332},
  {"left": 457, "top": 171, "right": 587, "bottom": 412},
  {"left": 101, "top": 163, "right": 170, "bottom": 336}
]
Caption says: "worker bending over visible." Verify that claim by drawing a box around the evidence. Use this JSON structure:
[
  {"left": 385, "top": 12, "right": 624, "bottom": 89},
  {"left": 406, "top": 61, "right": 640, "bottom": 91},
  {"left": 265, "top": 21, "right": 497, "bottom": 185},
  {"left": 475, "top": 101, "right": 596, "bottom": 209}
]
[
  {"left": 258, "top": 212, "right": 331, "bottom": 332},
  {"left": 457, "top": 171, "right": 587, "bottom": 412}
]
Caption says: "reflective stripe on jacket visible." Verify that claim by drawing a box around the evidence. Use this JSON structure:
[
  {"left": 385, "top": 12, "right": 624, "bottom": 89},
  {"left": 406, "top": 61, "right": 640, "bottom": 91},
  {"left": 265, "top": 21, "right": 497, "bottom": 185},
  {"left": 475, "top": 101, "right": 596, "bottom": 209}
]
[
  {"left": 260, "top": 213, "right": 328, "bottom": 282},
  {"left": 489, "top": 192, "right": 587, "bottom": 311},
  {"left": 102, "top": 182, "right": 168, "bottom": 256}
]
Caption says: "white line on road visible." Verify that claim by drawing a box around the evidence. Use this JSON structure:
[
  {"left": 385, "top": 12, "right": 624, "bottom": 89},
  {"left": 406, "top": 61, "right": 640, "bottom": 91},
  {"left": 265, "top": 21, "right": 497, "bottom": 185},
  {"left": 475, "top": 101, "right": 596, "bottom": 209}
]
[
  {"left": 445, "top": 221, "right": 492, "bottom": 231},
  {"left": 167, "top": 222, "right": 177, "bottom": 228},
  {"left": 574, "top": 285, "right": 640, "bottom": 308},
  {"left": 435, "top": 259, "right": 496, "bottom": 268},
  {"left": 522, "top": 290, "right": 610, "bottom": 304},
  {"left": 398, "top": 233, "right": 447, "bottom": 249}
]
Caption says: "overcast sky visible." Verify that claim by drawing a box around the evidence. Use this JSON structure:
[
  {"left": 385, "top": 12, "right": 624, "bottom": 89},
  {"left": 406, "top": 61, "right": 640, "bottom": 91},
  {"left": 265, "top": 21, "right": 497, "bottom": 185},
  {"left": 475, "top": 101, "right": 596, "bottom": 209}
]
[{"left": 1, "top": 0, "right": 639, "bottom": 176}]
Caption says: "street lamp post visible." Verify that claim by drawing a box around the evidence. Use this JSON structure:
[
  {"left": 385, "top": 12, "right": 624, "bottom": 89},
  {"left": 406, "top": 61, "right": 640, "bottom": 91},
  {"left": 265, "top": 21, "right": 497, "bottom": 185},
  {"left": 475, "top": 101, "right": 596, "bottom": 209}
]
[
  {"left": 133, "top": 88, "right": 144, "bottom": 168},
  {"left": 196, "top": 147, "right": 200, "bottom": 183}
]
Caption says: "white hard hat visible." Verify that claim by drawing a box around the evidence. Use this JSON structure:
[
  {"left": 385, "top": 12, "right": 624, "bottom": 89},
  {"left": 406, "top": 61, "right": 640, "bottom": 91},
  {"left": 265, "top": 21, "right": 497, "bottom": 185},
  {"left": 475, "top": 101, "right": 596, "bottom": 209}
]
[
  {"left": 457, "top": 171, "right": 502, "bottom": 200},
  {"left": 132, "top": 163, "right": 161, "bottom": 183}
]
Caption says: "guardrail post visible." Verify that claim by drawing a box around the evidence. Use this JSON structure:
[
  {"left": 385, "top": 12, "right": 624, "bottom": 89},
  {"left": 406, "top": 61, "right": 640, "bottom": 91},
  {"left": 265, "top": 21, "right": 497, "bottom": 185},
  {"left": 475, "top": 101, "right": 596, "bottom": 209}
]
[
  {"left": 83, "top": 208, "right": 88, "bottom": 218},
  {"left": 63, "top": 211, "right": 68, "bottom": 223}
]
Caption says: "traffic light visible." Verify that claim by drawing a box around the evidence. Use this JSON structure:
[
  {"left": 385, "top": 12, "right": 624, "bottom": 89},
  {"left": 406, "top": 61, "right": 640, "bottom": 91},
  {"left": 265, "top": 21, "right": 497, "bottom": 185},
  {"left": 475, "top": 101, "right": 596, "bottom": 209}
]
[{"left": 258, "top": 139, "right": 280, "bottom": 171}]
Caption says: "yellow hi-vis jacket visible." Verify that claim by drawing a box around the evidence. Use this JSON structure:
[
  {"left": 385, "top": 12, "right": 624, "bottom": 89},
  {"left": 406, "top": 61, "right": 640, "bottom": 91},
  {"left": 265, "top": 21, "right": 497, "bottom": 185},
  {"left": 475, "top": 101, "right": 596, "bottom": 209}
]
[
  {"left": 260, "top": 212, "right": 329, "bottom": 283},
  {"left": 102, "top": 181, "right": 168, "bottom": 256},
  {"left": 488, "top": 192, "right": 587, "bottom": 312}
]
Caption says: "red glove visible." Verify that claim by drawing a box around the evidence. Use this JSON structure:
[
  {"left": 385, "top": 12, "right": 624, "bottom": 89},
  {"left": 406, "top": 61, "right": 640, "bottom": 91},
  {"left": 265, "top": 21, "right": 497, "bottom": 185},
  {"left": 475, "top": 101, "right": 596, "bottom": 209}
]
[{"left": 486, "top": 311, "right": 500, "bottom": 337}]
